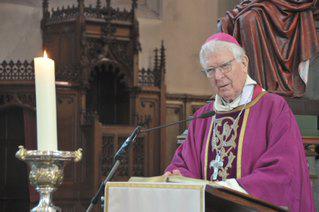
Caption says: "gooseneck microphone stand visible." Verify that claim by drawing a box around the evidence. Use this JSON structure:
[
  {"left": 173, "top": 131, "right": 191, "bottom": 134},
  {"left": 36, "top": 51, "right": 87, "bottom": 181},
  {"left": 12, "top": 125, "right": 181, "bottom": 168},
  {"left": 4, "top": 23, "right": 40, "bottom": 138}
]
[
  {"left": 86, "top": 110, "right": 215, "bottom": 212},
  {"left": 86, "top": 126, "right": 142, "bottom": 212}
]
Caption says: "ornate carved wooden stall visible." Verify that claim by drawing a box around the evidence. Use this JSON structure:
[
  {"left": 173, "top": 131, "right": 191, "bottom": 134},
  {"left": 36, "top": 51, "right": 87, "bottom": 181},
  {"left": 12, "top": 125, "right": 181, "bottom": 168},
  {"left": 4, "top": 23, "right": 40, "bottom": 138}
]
[{"left": 0, "top": 0, "right": 166, "bottom": 210}]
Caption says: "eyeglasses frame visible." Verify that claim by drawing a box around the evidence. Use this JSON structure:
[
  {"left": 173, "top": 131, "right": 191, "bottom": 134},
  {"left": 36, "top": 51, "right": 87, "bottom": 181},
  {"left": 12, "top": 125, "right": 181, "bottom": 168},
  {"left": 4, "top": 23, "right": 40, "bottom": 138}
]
[{"left": 202, "top": 58, "right": 237, "bottom": 78}]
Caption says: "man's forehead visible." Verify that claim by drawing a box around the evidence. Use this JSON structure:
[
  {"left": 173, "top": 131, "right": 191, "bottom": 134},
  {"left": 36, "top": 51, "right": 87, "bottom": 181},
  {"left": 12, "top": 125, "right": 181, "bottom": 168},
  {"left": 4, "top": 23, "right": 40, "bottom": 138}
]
[{"left": 207, "top": 50, "right": 234, "bottom": 64}]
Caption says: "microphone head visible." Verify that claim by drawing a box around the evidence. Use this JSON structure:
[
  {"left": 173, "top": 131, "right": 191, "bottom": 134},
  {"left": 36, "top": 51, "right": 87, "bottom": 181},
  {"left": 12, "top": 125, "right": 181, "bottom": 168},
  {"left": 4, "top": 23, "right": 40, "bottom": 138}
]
[{"left": 198, "top": 111, "right": 215, "bottom": 119}]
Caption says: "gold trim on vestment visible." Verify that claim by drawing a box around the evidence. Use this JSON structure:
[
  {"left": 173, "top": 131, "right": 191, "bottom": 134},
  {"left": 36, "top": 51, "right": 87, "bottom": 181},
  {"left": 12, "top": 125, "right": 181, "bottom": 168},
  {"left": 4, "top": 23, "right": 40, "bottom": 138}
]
[
  {"left": 204, "top": 116, "right": 214, "bottom": 180},
  {"left": 236, "top": 108, "right": 250, "bottom": 178},
  {"left": 215, "top": 91, "right": 267, "bottom": 115},
  {"left": 105, "top": 182, "right": 205, "bottom": 212}
]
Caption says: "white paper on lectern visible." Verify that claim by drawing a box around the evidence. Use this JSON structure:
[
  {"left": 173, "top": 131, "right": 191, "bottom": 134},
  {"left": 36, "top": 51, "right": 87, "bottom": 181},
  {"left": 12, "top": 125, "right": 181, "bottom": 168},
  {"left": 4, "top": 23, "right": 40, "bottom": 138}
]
[{"left": 105, "top": 182, "right": 205, "bottom": 212}]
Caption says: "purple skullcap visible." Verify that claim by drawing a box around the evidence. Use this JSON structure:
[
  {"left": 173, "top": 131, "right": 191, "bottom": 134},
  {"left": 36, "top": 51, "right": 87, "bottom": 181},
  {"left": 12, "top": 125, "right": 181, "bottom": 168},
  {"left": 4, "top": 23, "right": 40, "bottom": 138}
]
[{"left": 205, "top": 32, "right": 240, "bottom": 46}]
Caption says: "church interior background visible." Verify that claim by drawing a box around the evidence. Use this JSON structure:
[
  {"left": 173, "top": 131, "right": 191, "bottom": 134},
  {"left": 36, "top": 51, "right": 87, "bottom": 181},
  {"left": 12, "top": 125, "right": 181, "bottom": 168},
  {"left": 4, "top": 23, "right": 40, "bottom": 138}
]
[{"left": 0, "top": 0, "right": 318, "bottom": 211}]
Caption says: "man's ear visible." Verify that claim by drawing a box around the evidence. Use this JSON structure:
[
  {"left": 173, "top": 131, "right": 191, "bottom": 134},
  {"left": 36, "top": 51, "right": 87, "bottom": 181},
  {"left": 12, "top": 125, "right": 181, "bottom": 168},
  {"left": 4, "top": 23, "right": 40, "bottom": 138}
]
[{"left": 241, "top": 55, "right": 249, "bottom": 72}]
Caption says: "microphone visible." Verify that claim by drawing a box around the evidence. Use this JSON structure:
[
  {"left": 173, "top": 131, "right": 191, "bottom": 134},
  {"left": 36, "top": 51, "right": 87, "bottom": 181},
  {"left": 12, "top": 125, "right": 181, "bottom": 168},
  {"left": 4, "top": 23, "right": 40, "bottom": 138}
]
[
  {"left": 114, "top": 126, "right": 141, "bottom": 161},
  {"left": 86, "top": 110, "right": 215, "bottom": 211}
]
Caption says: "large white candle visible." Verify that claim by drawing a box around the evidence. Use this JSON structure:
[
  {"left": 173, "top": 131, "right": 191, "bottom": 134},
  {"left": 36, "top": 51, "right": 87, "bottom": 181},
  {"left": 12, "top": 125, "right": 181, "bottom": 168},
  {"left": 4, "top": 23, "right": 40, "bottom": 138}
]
[{"left": 34, "top": 51, "right": 58, "bottom": 151}]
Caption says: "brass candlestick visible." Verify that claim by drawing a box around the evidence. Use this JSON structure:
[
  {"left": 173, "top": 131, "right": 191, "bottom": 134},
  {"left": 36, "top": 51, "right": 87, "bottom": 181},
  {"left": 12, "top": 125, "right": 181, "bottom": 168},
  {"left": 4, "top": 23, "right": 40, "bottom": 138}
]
[{"left": 15, "top": 146, "right": 83, "bottom": 212}]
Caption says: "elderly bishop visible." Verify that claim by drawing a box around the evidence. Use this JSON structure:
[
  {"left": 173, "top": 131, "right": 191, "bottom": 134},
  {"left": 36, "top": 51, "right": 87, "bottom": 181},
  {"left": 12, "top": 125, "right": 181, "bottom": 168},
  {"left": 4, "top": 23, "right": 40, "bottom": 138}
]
[{"left": 164, "top": 33, "right": 315, "bottom": 212}]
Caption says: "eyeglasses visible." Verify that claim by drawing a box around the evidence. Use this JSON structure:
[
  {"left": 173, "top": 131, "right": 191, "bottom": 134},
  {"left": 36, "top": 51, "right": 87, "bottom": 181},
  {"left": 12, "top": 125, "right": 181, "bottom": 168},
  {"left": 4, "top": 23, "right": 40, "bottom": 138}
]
[{"left": 202, "top": 58, "right": 236, "bottom": 78}]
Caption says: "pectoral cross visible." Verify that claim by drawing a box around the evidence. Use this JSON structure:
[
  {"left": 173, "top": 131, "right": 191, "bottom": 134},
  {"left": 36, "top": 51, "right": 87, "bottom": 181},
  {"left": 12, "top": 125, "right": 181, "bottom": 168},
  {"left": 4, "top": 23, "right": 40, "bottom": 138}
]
[{"left": 209, "top": 151, "right": 223, "bottom": 181}]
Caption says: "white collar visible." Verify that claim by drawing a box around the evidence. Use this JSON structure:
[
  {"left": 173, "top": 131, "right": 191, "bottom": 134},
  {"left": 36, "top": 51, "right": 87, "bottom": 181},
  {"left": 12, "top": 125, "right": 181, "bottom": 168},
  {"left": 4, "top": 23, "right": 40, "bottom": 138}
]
[{"left": 214, "top": 75, "right": 257, "bottom": 112}]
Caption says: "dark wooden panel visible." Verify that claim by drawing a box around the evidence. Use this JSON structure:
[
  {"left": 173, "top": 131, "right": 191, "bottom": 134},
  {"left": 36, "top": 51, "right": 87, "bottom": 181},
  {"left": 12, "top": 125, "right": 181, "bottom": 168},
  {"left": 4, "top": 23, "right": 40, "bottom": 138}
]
[
  {"left": 0, "top": 107, "right": 29, "bottom": 212},
  {"left": 57, "top": 93, "right": 78, "bottom": 183},
  {"left": 96, "top": 127, "right": 147, "bottom": 182},
  {"left": 165, "top": 104, "right": 184, "bottom": 165},
  {"left": 205, "top": 186, "right": 287, "bottom": 212},
  {"left": 285, "top": 97, "right": 319, "bottom": 115}
]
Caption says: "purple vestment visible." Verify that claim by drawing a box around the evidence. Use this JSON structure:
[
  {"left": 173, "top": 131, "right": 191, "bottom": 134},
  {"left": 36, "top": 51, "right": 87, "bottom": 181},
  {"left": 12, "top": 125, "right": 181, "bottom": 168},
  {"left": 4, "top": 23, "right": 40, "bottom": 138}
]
[{"left": 165, "top": 90, "right": 315, "bottom": 212}]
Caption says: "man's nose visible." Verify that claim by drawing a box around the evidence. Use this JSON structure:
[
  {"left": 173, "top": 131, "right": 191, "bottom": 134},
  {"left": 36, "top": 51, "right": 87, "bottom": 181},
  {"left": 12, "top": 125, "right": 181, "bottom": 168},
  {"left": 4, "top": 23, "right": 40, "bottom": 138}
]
[{"left": 213, "top": 69, "right": 224, "bottom": 80}]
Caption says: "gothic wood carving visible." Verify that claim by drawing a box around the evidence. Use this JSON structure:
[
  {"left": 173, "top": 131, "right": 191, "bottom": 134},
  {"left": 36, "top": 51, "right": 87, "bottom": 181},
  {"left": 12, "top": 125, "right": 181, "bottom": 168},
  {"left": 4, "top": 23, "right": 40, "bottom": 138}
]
[{"left": 0, "top": 0, "right": 167, "bottom": 210}]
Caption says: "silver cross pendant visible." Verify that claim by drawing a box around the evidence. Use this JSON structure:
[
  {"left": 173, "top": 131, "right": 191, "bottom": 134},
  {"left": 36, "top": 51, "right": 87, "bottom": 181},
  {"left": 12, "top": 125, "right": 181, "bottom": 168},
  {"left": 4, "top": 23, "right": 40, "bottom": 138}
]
[{"left": 209, "top": 151, "right": 223, "bottom": 181}]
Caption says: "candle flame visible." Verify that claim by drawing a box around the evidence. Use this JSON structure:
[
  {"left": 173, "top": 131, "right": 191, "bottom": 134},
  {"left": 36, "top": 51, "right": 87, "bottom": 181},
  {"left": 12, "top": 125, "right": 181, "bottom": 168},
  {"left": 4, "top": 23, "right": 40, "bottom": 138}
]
[{"left": 43, "top": 51, "right": 48, "bottom": 58}]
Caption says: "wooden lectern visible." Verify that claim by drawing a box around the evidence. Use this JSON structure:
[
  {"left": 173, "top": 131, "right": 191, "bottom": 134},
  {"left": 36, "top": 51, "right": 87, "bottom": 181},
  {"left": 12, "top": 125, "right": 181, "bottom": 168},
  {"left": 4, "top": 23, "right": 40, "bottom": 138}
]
[
  {"left": 205, "top": 185, "right": 287, "bottom": 212},
  {"left": 104, "top": 181, "right": 288, "bottom": 212}
]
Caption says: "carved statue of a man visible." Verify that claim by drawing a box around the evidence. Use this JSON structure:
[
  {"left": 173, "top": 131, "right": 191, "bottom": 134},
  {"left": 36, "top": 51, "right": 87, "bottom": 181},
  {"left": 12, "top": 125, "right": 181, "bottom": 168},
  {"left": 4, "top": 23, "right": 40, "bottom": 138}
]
[{"left": 218, "top": 0, "right": 319, "bottom": 97}]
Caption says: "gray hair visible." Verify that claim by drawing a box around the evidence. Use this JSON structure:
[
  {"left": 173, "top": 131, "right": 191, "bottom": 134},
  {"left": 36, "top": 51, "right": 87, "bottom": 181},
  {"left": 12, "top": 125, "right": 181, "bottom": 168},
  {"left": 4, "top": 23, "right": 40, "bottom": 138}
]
[{"left": 199, "top": 40, "right": 246, "bottom": 69}]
